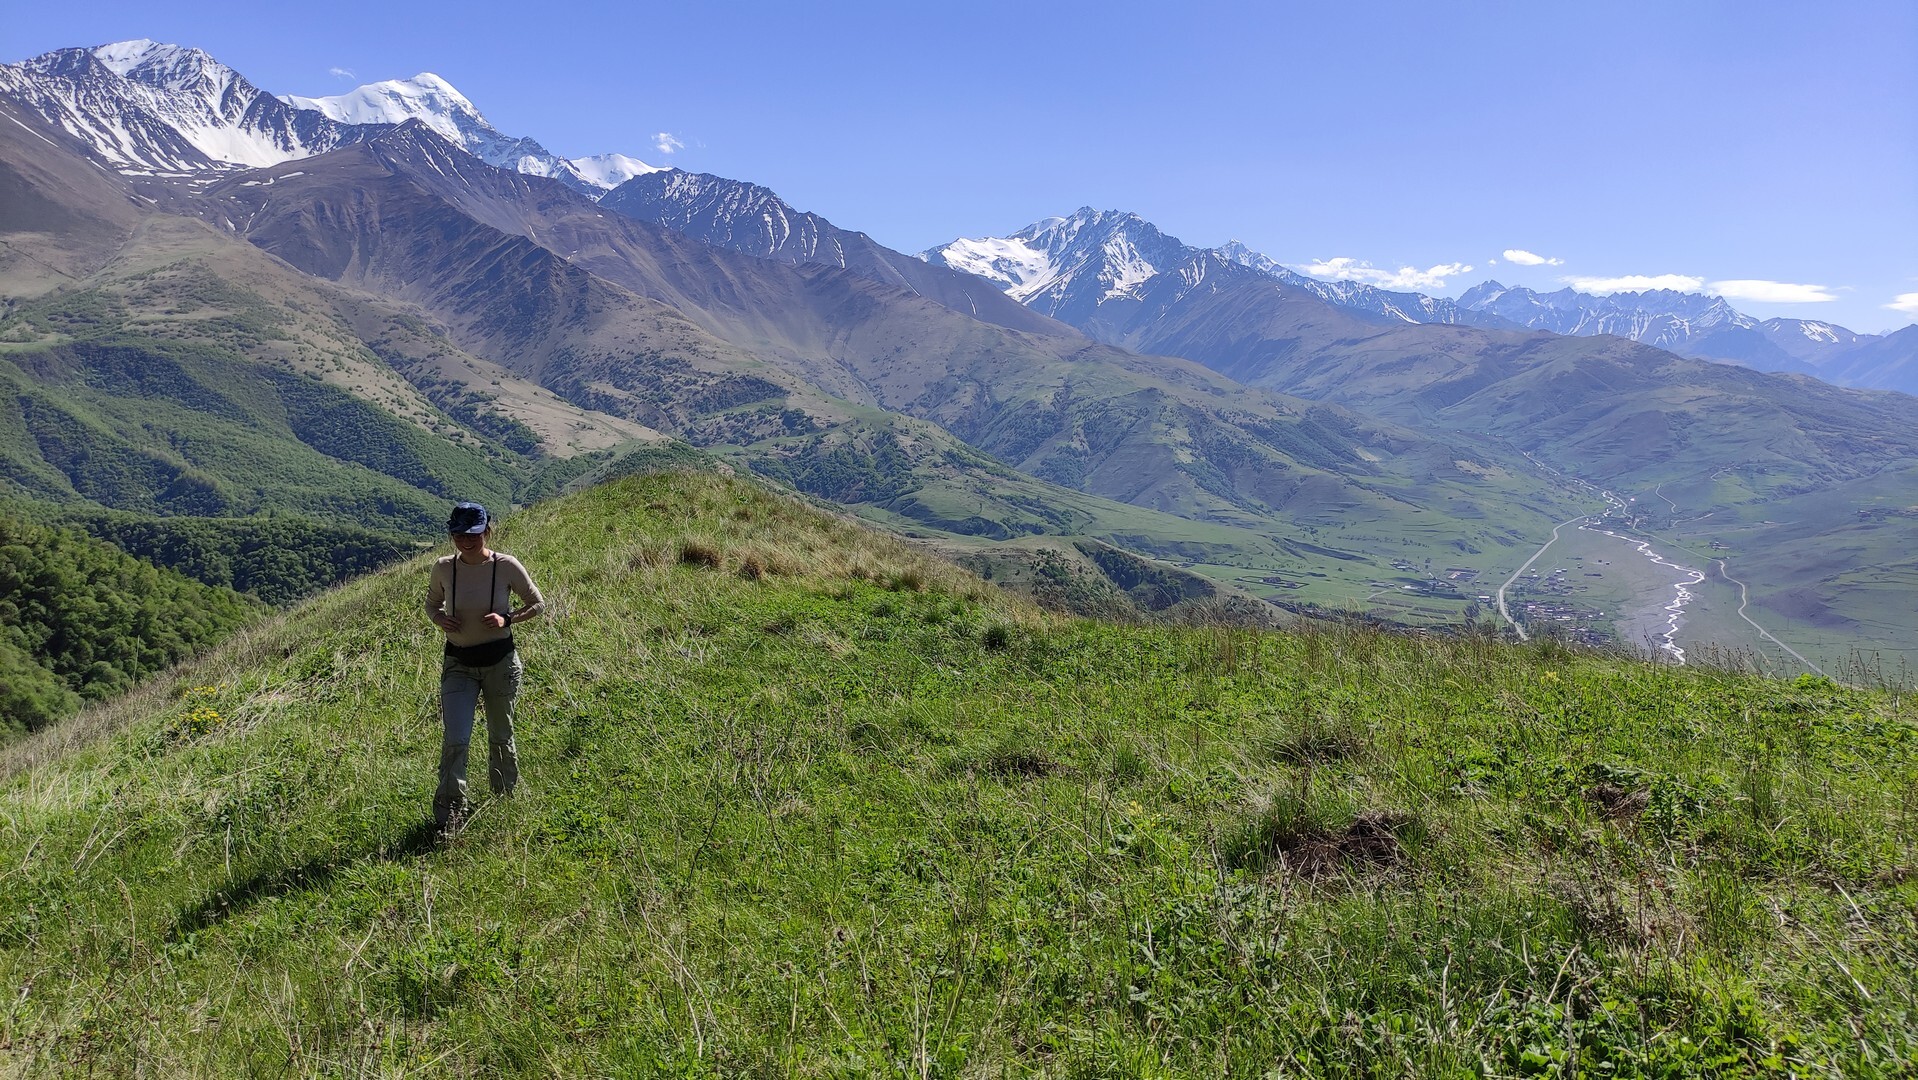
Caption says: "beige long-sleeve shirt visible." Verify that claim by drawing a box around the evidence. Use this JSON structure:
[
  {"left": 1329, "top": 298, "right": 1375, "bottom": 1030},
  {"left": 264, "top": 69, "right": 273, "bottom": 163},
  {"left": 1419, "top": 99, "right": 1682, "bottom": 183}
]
[{"left": 425, "top": 552, "right": 544, "bottom": 648}]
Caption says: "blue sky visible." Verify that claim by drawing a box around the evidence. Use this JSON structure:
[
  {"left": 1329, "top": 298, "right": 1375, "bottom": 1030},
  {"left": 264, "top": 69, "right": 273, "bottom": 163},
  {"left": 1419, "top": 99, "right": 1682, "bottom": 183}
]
[{"left": 8, "top": 1, "right": 1915, "bottom": 331}]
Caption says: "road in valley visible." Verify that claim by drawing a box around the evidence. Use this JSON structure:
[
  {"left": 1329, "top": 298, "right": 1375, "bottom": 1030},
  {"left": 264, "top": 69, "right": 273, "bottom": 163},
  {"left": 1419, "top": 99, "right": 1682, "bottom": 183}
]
[
  {"left": 1498, "top": 470, "right": 1815, "bottom": 673},
  {"left": 1495, "top": 512, "right": 1589, "bottom": 642},
  {"left": 1714, "top": 559, "right": 1826, "bottom": 676}
]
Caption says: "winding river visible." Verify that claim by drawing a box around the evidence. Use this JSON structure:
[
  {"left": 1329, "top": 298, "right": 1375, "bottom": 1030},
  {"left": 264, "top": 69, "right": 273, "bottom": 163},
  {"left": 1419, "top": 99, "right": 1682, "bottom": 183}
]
[{"left": 1584, "top": 526, "right": 1706, "bottom": 663}]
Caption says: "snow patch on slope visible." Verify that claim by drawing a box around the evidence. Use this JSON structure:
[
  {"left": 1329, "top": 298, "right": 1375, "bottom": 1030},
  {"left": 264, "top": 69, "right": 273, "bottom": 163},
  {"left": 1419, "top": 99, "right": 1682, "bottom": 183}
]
[{"left": 933, "top": 235, "right": 1059, "bottom": 301}]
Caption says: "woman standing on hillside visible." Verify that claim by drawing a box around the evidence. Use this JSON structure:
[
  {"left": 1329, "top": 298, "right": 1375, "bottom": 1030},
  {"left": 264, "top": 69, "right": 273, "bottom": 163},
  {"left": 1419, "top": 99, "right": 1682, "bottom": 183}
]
[{"left": 425, "top": 502, "right": 543, "bottom": 834}]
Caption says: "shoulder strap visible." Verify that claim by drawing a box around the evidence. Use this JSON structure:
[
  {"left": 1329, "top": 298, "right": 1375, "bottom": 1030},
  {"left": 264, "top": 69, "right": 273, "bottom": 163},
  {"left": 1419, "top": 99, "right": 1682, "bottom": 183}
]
[
  {"left": 449, "top": 558, "right": 456, "bottom": 617},
  {"left": 492, "top": 554, "right": 500, "bottom": 617}
]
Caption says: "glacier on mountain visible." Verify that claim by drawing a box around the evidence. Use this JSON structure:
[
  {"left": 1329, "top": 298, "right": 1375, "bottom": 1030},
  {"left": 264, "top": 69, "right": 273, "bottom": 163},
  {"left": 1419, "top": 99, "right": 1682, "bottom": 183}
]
[{"left": 568, "top": 153, "right": 662, "bottom": 190}]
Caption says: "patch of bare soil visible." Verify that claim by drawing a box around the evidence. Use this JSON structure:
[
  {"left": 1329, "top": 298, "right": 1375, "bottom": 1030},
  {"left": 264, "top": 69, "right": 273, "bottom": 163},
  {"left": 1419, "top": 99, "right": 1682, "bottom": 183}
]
[
  {"left": 1272, "top": 810, "right": 1412, "bottom": 878},
  {"left": 1585, "top": 783, "right": 1650, "bottom": 821},
  {"left": 981, "top": 749, "right": 1062, "bottom": 779}
]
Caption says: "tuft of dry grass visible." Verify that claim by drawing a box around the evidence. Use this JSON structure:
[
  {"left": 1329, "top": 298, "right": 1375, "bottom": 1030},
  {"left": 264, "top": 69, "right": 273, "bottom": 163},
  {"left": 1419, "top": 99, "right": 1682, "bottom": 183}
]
[{"left": 677, "top": 538, "right": 724, "bottom": 569}]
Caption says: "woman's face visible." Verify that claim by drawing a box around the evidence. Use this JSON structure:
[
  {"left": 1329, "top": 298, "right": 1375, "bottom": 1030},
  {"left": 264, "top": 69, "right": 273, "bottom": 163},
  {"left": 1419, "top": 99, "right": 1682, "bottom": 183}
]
[{"left": 451, "top": 529, "right": 488, "bottom": 555}]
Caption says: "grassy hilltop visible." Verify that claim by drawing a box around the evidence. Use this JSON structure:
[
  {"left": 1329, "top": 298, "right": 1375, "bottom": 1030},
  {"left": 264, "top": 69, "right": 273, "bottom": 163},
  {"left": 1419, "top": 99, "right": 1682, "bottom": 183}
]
[{"left": 1, "top": 472, "right": 1913, "bottom": 1076}]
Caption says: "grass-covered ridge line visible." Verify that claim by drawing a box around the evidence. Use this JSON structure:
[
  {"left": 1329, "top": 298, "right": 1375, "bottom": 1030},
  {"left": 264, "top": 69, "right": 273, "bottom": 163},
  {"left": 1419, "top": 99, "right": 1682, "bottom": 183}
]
[{"left": 0, "top": 472, "right": 1912, "bottom": 1075}]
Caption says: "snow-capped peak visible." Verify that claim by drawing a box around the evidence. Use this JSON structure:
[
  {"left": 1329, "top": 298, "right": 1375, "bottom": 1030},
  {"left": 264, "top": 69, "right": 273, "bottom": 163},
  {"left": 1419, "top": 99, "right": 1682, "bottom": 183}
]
[
  {"left": 923, "top": 207, "right": 1189, "bottom": 314},
  {"left": 90, "top": 40, "right": 249, "bottom": 99},
  {"left": 567, "top": 152, "right": 664, "bottom": 190},
  {"left": 90, "top": 39, "right": 175, "bottom": 75},
  {"left": 281, "top": 73, "right": 653, "bottom": 195},
  {"left": 284, "top": 74, "right": 480, "bottom": 147},
  {"left": 1214, "top": 240, "right": 1292, "bottom": 281},
  {"left": 0, "top": 39, "right": 377, "bottom": 172}
]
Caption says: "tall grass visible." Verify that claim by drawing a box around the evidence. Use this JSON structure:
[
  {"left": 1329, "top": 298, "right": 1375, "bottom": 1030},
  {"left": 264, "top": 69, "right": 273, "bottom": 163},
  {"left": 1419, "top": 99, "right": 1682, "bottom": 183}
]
[{"left": 1, "top": 472, "right": 1913, "bottom": 1075}]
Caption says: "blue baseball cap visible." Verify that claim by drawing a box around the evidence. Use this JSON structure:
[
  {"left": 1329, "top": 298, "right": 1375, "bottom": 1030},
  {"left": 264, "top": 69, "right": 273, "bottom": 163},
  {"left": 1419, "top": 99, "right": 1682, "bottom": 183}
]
[{"left": 447, "top": 502, "right": 490, "bottom": 534}]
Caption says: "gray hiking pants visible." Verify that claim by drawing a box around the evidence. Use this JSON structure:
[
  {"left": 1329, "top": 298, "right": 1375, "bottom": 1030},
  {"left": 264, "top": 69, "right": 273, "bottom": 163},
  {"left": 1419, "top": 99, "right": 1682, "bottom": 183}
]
[{"left": 435, "top": 651, "right": 521, "bottom": 824}]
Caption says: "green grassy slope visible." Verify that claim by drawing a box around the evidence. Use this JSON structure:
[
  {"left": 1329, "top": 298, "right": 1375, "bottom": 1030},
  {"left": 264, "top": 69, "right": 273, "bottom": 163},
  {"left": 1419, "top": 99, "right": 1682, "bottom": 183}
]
[
  {"left": 0, "top": 338, "right": 510, "bottom": 529},
  {"left": 1, "top": 472, "right": 1913, "bottom": 1076}
]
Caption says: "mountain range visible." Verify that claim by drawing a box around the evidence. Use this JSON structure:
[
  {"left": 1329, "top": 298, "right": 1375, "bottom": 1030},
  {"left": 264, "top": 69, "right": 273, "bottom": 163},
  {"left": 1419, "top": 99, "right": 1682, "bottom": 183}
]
[
  {"left": 916, "top": 210, "right": 1909, "bottom": 482},
  {"left": 0, "top": 40, "right": 654, "bottom": 197},
  {"left": 3, "top": 38, "right": 1914, "bottom": 672},
  {"left": 928, "top": 214, "right": 1918, "bottom": 396},
  {"left": 1456, "top": 281, "right": 1918, "bottom": 392}
]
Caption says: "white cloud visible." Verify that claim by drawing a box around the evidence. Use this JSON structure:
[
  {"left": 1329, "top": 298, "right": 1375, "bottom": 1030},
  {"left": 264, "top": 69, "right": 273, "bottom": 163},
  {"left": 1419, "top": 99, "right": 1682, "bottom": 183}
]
[
  {"left": 1502, "top": 248, "right": 1562, "bottom": 267},
  {"left": 328, "top": 66, "right": 355, "bottom": 79},
  {"left": 653, "top": 132, "right": 685, "bottom": 156},
  {"left": 1563, "top": 274, "right": 1705, "bottom": 295},
  {"left": 1563, "top": 273, "right": 1842, "bottom": 303},
  {"left": 1293, "top": 257, "right": 1474, "bottom": 291},
  {"left": 1887, "top": 292, "right": 1918, "bottom": 316},
  {"left": 1707, "top": 280, "right": 1838, "bottom": 304}
]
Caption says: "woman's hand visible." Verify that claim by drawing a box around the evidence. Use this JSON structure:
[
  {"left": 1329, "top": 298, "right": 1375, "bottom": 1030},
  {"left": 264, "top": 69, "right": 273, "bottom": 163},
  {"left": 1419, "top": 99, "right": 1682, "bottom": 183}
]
[
  {"left": 434, "top": 613, "right": 463, "bottom": 632},
  {"left": 486, "top": 613, "right": 510, "bottom": 629}
]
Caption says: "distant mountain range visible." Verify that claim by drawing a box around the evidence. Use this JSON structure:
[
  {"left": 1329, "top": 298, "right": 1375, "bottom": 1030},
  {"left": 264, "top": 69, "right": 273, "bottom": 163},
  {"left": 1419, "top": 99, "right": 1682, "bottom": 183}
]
[
  {"left": 6, "top": 39, "right": 1907, "bottom": 394},
  {"left": 1455, "top": 282, "right": 1917, "bottom": 392},
  {"left": 1, "top": 70, "right": 1572, "bottom": 573},
  {"left": 931, "top": 213, "right": 1918, "bottom": 395},
  {"left": 914, "top": 210, "right": 1918, "bottom": 498},
  {"left": 4, "top": 36, "right": 1915, "bottom": 667},
  {"left": 924, "top": 209, "right": 1508, "bottom": 331}
]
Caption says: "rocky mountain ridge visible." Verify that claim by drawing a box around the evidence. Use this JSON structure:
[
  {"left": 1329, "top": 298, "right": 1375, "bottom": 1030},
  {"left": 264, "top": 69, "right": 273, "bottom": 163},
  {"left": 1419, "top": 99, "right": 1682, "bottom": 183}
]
[
  {"left": 1457, "top": 280, "right": 1916, "bottom": 393},
  {"left": 0, "top": 40, "right": 653, "bottom": 197}
]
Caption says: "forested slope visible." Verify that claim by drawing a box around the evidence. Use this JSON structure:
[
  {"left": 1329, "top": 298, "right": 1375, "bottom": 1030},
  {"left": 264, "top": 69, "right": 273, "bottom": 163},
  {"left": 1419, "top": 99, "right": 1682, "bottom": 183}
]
[{"left": 0, "top": 512, "right": 261, "bottom": 735}]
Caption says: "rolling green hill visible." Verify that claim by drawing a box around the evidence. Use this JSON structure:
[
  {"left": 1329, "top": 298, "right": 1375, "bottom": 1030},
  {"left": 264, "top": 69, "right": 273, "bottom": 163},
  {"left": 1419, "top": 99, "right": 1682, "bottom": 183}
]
[{"left": 1, "top": 471, "right": 1911, "bottom": 1075}]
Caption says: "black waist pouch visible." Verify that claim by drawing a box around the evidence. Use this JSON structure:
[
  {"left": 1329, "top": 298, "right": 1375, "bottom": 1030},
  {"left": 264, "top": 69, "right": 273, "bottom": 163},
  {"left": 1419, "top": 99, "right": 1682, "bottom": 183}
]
[{"left": 445, "top": 635, "right": 515, "bottom": 666}]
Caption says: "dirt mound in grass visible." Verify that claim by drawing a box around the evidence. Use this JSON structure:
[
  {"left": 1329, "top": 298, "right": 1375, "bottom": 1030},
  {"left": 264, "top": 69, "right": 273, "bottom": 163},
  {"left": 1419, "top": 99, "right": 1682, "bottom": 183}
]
[{"left": 1273, "top": 810, "right": 1412, "bottom": 878}]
